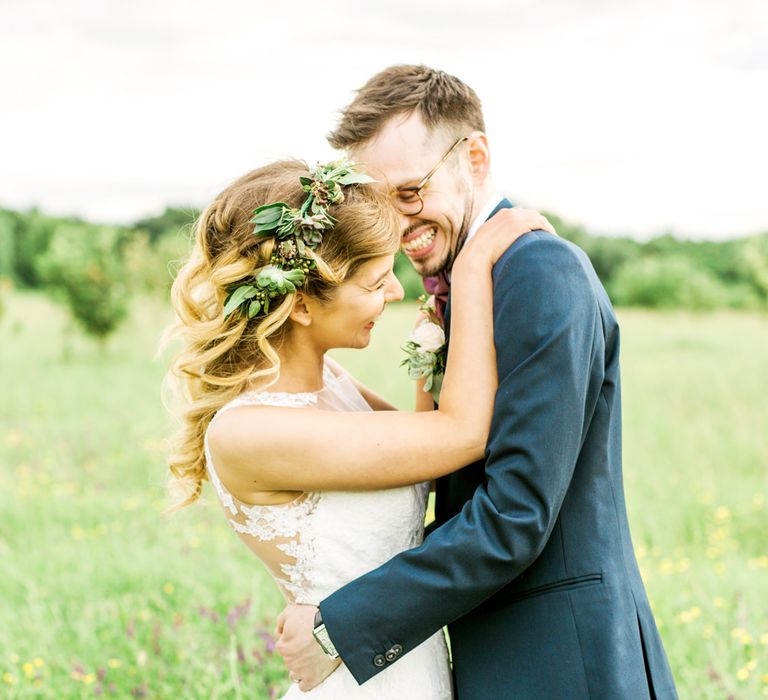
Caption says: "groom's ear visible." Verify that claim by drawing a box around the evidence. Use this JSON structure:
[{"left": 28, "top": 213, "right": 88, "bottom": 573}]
[
  {"left": 289, "top": 293, "right": 313, "bottom": 327},
  {"left": 466, "top": 131, "right": 491, "bottom": 183}
]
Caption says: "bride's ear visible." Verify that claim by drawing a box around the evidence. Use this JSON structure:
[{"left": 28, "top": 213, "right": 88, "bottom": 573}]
[{"left": 289, "top": 293, "right": 313, "bottom": 327}]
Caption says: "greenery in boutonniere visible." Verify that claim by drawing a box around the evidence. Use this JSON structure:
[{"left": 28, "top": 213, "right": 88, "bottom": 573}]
[{"left": 401, "top": 295, "right": 447, "bottom": 403}]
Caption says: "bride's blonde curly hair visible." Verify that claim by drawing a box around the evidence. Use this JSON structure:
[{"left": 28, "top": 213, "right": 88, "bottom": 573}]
[{"left": 161, "top": 160, "right": 400, "bottom": 512}]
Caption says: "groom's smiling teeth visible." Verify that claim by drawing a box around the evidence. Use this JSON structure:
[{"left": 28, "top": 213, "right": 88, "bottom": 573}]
[{"left": 402, "top": 227, "right": 437, "bottom": 253}]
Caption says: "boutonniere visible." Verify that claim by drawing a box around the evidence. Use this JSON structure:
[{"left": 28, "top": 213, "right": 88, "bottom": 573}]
[{"left": 401, "top": 295, "right": 447, "bottom": 403}]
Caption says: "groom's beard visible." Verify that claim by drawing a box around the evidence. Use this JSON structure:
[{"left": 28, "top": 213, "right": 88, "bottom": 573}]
[
  {"left": 435, "top": 189, "right": 474, "bottom": 277},
  {"left": 409, "top": 190, "right": 474, "bottom": 278}
]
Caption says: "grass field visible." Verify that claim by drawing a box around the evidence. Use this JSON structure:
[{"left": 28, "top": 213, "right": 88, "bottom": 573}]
[{"left": 1, "top": 291, "right": 766, "bottom": 699}]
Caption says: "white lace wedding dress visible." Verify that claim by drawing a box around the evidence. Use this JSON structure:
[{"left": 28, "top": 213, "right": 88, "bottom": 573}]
[{"left": 204, "top": 361, "right": 452, "bottom": 699}]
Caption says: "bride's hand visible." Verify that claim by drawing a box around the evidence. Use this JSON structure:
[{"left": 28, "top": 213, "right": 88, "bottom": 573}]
[{"left": 459, "top": 207, "right": 556, "bottom": 269}]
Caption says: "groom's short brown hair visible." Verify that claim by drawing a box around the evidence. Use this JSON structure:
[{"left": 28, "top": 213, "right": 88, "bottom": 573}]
[{"left": 328, "top": 65, "right": 485, "bottom": 150}]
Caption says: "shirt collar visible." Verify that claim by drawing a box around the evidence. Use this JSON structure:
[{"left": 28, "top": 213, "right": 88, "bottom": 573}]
[{"left": 465, "top": 192, "right": 505, "bottom": 244}]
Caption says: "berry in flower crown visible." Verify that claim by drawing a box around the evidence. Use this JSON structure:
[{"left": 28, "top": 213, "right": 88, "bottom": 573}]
[{"left": 223, "top": 159, "right": 375, "bottom": 319}]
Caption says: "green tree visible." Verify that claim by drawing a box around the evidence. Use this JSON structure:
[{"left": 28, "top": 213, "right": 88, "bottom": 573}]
[
  {"left": 10, "top": 209, "right": 58, "bottom": 287},
  {"left": 37, "top": 223, "right": 129, "bottom": 350},
  {"left": 122, "top": 229, "right": 191, "bottom": 296},
  {"left": 611, "top": 255, "right": 731, "bottom": 310},
  {"left": 130, "top": 206, "right": 198, "bottom": 244}
]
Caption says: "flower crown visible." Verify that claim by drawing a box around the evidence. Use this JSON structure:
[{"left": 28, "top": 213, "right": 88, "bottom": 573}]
[{"left": 223, "top": 159, "right": 375, "bottom": 319}]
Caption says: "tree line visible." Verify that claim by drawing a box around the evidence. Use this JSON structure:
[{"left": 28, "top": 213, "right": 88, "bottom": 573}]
[{"left": 0, "top": 206, "right": 766, "bottom": 345}]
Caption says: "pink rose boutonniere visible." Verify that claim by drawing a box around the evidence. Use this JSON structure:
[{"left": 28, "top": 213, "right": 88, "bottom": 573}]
[{"left": 401, "top": 295, "right": 448, "bottom": 403}]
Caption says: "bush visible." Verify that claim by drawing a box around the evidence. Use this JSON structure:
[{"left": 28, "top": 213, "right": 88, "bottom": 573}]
[
  {"left": 123, "top": 229, "right": 192, "bottom": 296},
  {"left": 611, "top": 255, "right": 732, "bottom": 310},
  {"left": 394, "top": 251, "right": 426, "bottom": 301},
  {"left": 8, "top": 210, "right": 58, "bottom": 287},
  {"left": 736, "top": 234, "right": 768, "bottom": 305},
  {"left": 37, "top": 223, "right": 130, "bottom": 344}
]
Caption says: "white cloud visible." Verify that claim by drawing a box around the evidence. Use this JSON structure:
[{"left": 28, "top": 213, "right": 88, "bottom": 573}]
[{"left": 0, "top": 0, "right": 765, "bottom": 238}]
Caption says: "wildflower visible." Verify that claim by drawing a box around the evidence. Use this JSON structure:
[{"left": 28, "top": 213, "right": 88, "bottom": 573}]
[
  {"left": 737, "top": 668, "right": 749, "bottom": 681},
  {"left": 675, "top": 558, "right": 691, "bottom": 573},
  {"left": 163, "top": 582, "right": 175, "bottom": 594},
  {"left": 677, "top": 607, "right": 701, "bottom": 624},
  {"left": 714, "top": 506, "right": 730, "bottom": 522},
  {"left": 33, "top": 658, "right": 43, "bottom": 668},
  {"left": 22, "top": 662, "right": 34, "bottom": 677},
  {"left": 107, "top": 659, "right": 121, "bottom": 669},
  {"left": 3, "top": 672, "right": 17, "bottom": 685},
  {"left": 732, "top": 627, "right": 753, "bottom": 645}
]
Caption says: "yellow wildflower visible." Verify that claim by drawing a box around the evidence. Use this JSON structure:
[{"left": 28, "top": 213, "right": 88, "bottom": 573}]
[
  {"left": 163, "top": 582, "right": 175, "bottom": 594},
  {"left": 659, "top": 559, "right": 674, "bottom": 575},
  {"left": 675, "top": 558, "right": 691, "bottom": 573},
  {"left": 3, "top": 672, "right": 17, "bottom": 685},
  {"left": 714, "top": 506, "right": 730, "bottom": 522},
  {"left": 107, "top": 659, "right": 121, "bottom": 669}
]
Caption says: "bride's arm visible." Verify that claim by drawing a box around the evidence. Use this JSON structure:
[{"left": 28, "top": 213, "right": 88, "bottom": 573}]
[{"left": 208, "top": 209, "right": 553, "bottom": 493}]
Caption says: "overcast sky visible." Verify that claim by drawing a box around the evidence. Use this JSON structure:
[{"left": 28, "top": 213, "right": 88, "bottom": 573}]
[{"left": 1, "top": 0, "right": 766, "bottom": 240}]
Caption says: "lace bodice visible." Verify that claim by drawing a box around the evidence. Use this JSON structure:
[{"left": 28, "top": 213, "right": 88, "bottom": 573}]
[
  {"left": 204, "top": 362, "right": 429, "bottom": 604},
  {"left": 203, "top": 361, "right": 450, "bottom": 699}
]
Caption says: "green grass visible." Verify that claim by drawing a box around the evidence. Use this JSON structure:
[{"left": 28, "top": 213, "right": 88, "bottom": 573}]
[{"left": 0, "top": 292, "right": 766, "bottom": 698}]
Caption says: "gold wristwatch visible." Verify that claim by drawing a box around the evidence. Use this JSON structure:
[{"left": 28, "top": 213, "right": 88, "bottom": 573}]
[{"left": 312, "top": 609, "right": 340, "bottom": 659}]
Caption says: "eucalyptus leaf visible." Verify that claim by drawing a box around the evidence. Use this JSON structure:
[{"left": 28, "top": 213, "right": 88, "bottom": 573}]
[
  {"left": 337, "top": 172, "right": 375, "bottom": 186},
  {"left": 223, "top": 285, "right": 254, "bottom": 316},
  {"left": 252, "top": 202, "right": 288, "bottom": 223}
]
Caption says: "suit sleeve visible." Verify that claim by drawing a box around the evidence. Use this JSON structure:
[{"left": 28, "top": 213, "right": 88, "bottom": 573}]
[{"left": 319, "top": 236, "right": 604, "bottom": 684}]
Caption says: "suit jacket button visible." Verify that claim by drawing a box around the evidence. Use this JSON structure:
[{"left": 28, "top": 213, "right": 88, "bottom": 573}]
[
  {"left": 385, "top": 649, "right": 397, "bottom": 661},
  {"left": 373, "top": 654, "right": 386, "bottom": 667},
  {"left": 392, "top": 644, "right": 403, "bottom": 656}
]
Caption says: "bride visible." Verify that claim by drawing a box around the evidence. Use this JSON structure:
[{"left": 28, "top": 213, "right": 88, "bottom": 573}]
[{"left": 163, "top": 158, "right": 553, "bottom": 698}]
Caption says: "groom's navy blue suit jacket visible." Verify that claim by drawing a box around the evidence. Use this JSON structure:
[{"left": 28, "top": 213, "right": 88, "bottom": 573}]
[{"left": 320, "top": 201, "right": 678, "bottom": 699}]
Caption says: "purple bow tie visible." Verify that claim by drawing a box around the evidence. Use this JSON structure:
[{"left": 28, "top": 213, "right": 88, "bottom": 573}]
[{"left": 423, "top": 271, "right": 450, "bottom": 326}]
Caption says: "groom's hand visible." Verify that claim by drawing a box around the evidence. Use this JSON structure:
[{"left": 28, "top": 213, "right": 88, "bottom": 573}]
[{"left": 276, "top": 604, "right": 340, "bottom": 692}]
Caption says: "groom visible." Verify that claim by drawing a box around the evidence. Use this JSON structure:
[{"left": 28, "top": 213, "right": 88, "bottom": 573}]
[{"left": 277, "top": 65, "right": 678, "bottom": 699}]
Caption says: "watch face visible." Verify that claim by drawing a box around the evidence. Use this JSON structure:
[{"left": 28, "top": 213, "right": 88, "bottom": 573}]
[{"left": 313, "top": 624, "right": 339, "bottom": 659}]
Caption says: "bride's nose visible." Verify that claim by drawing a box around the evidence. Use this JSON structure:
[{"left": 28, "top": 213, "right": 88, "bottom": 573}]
[{"left": 385, "top": 274, "right": 405, "bottom": 303}]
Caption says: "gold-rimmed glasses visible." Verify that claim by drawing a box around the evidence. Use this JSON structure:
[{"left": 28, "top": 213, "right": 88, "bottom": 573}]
[{"left": 394, "top": 136, "right": 468, "bottom": 216}]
